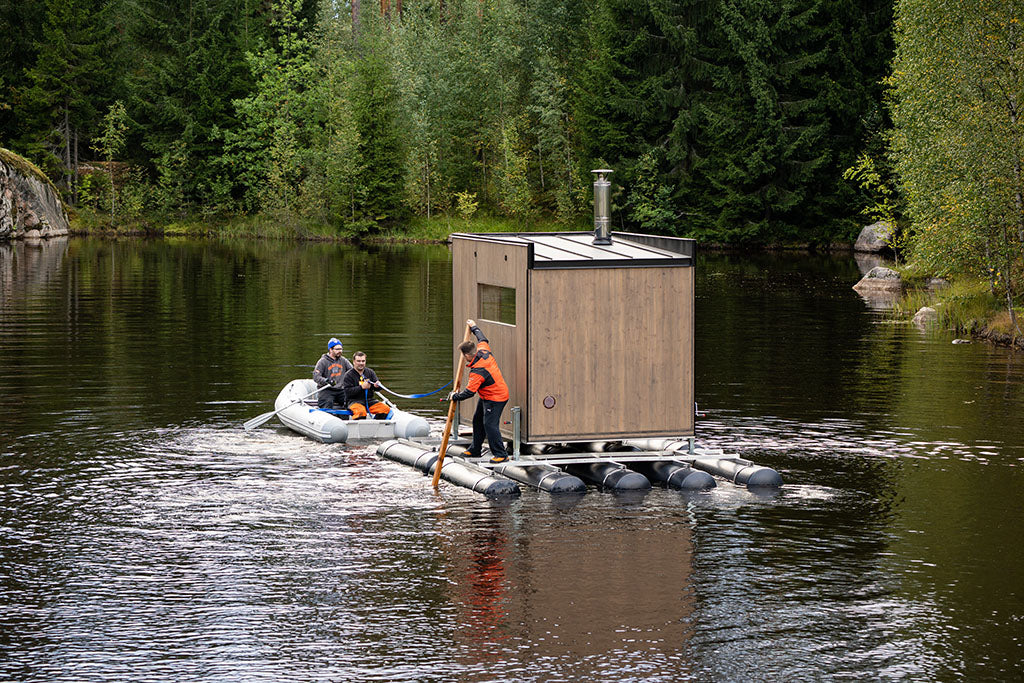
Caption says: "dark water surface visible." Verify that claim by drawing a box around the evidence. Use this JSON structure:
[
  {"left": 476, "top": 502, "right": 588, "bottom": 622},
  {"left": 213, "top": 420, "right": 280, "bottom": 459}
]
[{"left": 2, "top": 237, "right": 1022, "bottom": 681}]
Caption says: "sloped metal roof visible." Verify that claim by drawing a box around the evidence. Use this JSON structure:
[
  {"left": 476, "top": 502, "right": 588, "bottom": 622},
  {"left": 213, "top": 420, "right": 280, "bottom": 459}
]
[{"left": 451, "top": 231, "right": 695, "bottom": 269}]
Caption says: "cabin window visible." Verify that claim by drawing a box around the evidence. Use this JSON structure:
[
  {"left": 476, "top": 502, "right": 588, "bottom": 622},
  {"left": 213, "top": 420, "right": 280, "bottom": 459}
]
[{"left": 478, "top": 284, "right": 516, "bottom": 325}]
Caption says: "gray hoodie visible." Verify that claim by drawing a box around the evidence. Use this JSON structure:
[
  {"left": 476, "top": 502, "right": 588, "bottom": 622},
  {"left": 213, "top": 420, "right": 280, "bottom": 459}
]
[{"left": 313, "top": 353, "right": 353, "bottom": 387}]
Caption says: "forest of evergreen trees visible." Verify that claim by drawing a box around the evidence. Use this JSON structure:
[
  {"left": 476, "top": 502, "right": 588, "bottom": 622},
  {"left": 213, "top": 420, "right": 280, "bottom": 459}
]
[{"left": 0, "top": 0, "right": 895, "bottom": 245}]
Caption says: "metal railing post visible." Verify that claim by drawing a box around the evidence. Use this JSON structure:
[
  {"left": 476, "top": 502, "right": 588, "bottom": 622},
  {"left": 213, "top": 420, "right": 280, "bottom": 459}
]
[{"left": 512, "top": 406, "right": 521, "bottom": 459}]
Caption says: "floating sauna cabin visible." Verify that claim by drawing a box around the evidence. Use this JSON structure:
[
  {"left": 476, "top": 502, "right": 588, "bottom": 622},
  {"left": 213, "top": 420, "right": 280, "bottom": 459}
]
[{"left": 450, "top": 230, "right": 696, "bottom": 444}]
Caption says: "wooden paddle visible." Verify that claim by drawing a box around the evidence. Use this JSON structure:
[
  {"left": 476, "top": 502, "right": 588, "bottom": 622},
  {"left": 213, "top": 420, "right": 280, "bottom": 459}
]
[{"left": 432, "top": 322, "right": 473, "bottom": 488}]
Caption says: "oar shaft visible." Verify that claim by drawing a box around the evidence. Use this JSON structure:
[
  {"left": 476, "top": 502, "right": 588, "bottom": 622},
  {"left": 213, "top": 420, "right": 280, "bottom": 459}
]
[
  {"left": 242, "top": 383, "right": 326, "bottom": 431},
  {"left": 432, "top": 323, "right": 473, "bottom": 488}
]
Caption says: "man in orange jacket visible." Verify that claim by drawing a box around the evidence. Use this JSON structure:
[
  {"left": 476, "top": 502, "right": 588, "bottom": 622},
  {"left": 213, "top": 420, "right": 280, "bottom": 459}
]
[{"left": 449, "top": 319, "right": 509, "bottom": 463}]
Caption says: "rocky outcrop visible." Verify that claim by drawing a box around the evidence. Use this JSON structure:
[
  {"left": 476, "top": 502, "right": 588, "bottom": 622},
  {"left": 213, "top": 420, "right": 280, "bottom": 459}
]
[
  {"left": 0, "top": 148, "right": 69, "bottom": 241},
  {"left": 853, "top": 266, "right": 902, "bottom": 296},
  {"left": 854, "top": 221, "right": 894, "bottom": 253}
]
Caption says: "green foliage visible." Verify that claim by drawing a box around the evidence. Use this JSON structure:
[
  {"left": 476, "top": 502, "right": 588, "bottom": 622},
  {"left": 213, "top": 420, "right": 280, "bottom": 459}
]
[
  {"left": 895, "top": 278, "right": 1005, "bottom": 336},
  {"left": 20, "top": 0, "right": 117, "bottom": 192},
  {"left": 155, "top": 139, "right": 189, "bottom": 218},
  {"left": 349, "top": 50, "right": 406, "bottom": 233},
  {"left": 627, "top": 150, "right": 677, "bottom": 234},
  {"left": 579, "top": 0, "right": 892, "bottom": 244},
  {"left": 455, "top": 191, "right": 480, "bottom": 222},
  {"left": 0, "top": 2, "right": 44, "bottom": 141},
  {"left": 78, "top": 172, "right": 109, "bottom": 210},
  {"left": 5, "top": 0, "right": 895, "bottom": 245},
  {"left": 889, "top": 0, "right": 1023, "bottom": 334},
  {"left": 217, "top": 0, "right": 327, "bottom": 226},
  {"left": 842, "top": 153, "right": 897, "bottom": 225},
  {"left": 92, "top": 99, "right": 128, "bottom": 220},
  {"left": 124, "top": 0, "right": 274, "bottom": 210}
]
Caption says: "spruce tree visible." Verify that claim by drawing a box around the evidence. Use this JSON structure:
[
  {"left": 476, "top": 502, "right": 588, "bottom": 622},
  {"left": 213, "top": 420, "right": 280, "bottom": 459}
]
[
  {"left": 124, "top": 0, "right": 273, "bottom": 210},
  {"left": 0, "top": 0, "right": 46, "bottom": 150},
  {"left": 350, "top": 51, "right": 406, "bottom": 232},
  {"left": 21, "top": 0, "right": 116, "bottom": 196}
]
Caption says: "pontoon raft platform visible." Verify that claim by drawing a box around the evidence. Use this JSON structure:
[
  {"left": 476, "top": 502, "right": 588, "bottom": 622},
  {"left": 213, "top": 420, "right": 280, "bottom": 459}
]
[{"left": 377, "top": 436, "right": 782, "bottom": 497}]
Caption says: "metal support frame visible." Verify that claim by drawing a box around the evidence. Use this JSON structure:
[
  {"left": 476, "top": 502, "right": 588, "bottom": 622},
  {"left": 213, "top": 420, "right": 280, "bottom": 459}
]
[{"left": 511, "top": 406, "right": 521, "bottom": 460}]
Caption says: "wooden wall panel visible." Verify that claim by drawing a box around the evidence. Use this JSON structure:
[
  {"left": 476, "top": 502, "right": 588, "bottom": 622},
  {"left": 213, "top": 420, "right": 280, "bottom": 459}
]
[
  {"left": 451, "top": 237, "right": 529, "bottom": 438},
  {"left": 527, "top": 266, "right": 693, "bottom": 441}
]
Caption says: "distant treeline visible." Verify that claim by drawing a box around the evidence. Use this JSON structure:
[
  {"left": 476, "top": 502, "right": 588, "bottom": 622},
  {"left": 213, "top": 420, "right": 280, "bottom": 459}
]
[
  {"left": 0, "top": 0, "right": 895, "bottom": 244},
  {"left": 0, "top": 1, "right": 889, "bottom": 246}
]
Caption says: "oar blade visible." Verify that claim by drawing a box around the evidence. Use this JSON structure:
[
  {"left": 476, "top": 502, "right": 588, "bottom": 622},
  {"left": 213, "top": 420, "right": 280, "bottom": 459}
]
[{"left": 242, "top": 410, "right": 275, "bottom": 431}]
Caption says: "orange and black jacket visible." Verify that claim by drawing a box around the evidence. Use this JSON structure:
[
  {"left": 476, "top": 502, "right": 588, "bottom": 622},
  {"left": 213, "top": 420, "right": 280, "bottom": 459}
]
[{"left": 453, "top": 326, "right": 509, "bottom": 402}]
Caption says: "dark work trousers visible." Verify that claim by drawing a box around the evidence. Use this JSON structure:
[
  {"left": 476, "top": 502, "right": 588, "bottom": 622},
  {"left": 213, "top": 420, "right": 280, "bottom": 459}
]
[
  {"left": 317, "top": 387, "right": 347, "bottom": 411},
  {"left": 469, "top": 398, "right": 508, "bottom": 459}
]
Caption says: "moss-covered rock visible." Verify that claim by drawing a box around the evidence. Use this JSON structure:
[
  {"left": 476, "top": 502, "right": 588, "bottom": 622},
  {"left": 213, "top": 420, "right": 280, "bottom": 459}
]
[{"left": 0, "top": 147, "right": 69, "bottom": 240}]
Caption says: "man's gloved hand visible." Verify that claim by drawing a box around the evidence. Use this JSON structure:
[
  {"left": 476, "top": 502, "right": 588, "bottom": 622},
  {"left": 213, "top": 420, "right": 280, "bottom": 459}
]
[{"left": 441, "top": 391, "right": 457, "bottom": 403}]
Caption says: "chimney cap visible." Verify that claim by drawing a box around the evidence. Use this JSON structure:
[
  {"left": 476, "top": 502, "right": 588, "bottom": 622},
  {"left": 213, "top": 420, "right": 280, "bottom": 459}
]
[{"left": 590, "top": 169, "right": 614, "bottom": 175}]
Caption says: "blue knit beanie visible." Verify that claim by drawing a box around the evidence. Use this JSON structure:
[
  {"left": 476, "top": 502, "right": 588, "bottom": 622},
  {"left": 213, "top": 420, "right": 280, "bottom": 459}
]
[{"left": 328, "top": 337, "right": 343, "bottom": 350}]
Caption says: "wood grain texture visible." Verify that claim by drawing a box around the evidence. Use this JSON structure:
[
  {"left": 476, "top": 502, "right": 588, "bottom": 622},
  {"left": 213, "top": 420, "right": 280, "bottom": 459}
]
[
  {"left": 451, "top": 237, "right": 529, "bottom": 437},
  {"left": 527, "top": 266, "right": 694, "bottom": 441},
  {"left": 452, "top": 235, "right": 695, "bottom": 443}
]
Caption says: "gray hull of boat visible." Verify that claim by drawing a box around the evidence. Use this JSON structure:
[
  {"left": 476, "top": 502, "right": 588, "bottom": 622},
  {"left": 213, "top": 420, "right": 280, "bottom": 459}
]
[{"left": 275, "top": 379, "right": 430, "bottom": 443}]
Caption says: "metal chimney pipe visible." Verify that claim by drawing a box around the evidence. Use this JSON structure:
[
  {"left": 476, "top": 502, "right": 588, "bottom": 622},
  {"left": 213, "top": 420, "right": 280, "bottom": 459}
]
[{"left": 591, "top": 169, "right": 613, "bottom": 245}]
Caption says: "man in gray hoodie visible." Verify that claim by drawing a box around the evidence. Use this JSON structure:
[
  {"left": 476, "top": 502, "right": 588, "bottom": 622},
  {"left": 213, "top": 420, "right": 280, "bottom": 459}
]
[{"left": 313, "top": 337, "right": 353, "bottom": 410}]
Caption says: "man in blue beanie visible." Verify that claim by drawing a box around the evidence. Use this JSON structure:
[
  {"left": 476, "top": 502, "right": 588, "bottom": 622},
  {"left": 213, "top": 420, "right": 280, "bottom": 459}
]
[{"left": 314, "top": 337, "right": 353, "bottom": 410}]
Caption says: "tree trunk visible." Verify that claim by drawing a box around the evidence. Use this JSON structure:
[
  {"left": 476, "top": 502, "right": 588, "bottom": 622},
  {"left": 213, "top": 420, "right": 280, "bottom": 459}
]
[
  {"left": 537, "top": 140, "right": 544, "bottom": 190},
  {"left": 352, "top": 0, "right": 361, "bottom": 46},
  {"left": 110, "top": 155, "right": 116, "bottom": 224},
  {"left": 72, "top": 126, "right": 79, "bottom": 204},
  {"left": 63, "top": 106, "right": 71, "bottom": 192}
]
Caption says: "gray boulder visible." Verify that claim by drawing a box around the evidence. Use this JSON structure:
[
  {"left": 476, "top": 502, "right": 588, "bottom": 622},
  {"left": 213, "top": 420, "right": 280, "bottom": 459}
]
[
  {"left": 853, "top": 266, "right": 902, "bottom": 296},
  {"left": 854, "top": 221, "right": 894, "bottom": 253},
  {"left": 912, "top": 306, "right": 938, "bottom": 328},
  {"left": 0, "top": 148, "right": 69, "bottom": 241}
]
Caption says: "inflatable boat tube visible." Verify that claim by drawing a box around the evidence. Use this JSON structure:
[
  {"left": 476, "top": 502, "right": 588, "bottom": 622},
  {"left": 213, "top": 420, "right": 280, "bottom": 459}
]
[{"left": 275, "top": 379, "right": 430, "bottom": 443}]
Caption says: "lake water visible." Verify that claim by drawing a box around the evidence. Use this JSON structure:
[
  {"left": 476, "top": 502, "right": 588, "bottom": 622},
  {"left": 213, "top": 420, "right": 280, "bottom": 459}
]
[{"left": 1, "top": 237, "right": 1022, "bottom": 681}]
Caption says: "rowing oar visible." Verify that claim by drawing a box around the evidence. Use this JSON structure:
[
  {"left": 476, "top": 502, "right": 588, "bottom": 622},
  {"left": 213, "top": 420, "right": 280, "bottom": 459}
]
[
  {"left": 432, "top": 323, "right": 472, "bottom": 488},
  {"left": 242, "top": 383, "right": 326, "bottom": 431}
]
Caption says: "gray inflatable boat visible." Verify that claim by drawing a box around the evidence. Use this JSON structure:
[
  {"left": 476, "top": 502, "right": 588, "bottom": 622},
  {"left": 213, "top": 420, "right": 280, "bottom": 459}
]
[{"left": 275, "top": 379, "right": 430, "bottom": 443}]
